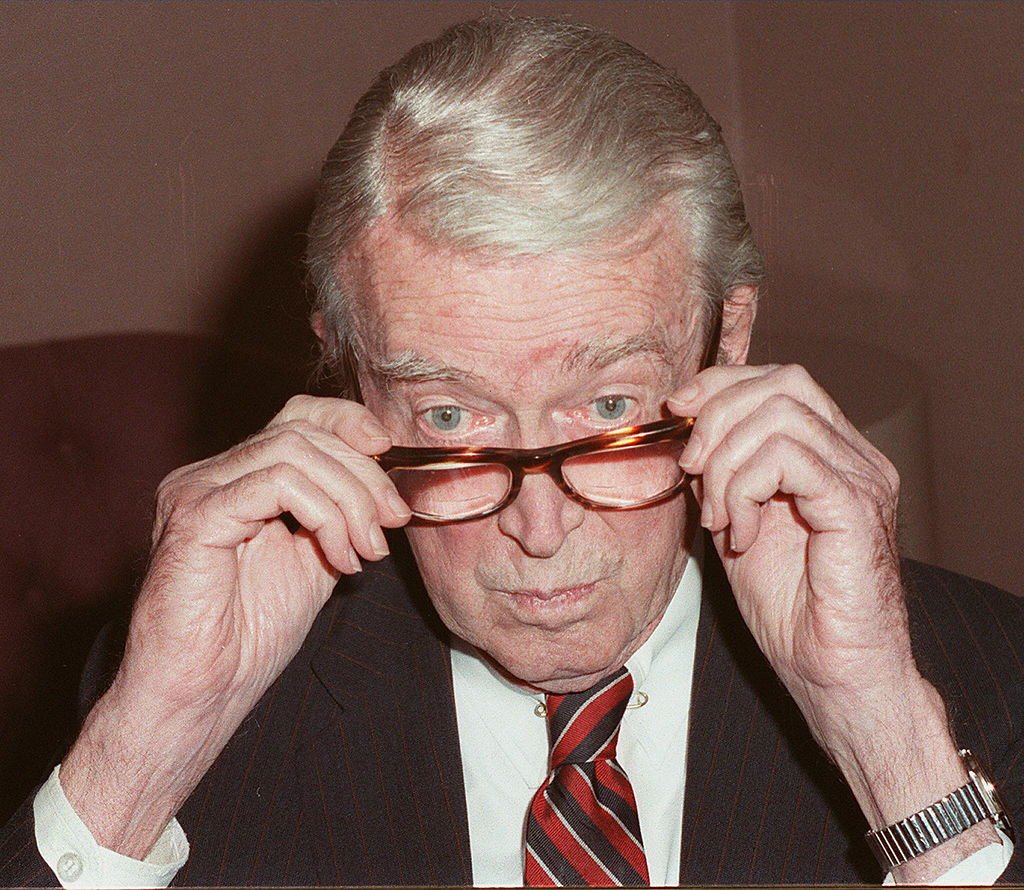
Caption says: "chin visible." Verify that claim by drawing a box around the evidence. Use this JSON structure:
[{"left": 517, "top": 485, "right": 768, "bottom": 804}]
[{"left": 474, "top": 622, "right": 639, "bottom": 693}]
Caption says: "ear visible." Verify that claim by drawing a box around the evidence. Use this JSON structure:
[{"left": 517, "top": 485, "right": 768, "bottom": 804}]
[
  {"left": 310, "top": 311, "right": 327, "bottom": 345},
  {"left": 719, "top": 284, "right": 758, "bottom": 365}
]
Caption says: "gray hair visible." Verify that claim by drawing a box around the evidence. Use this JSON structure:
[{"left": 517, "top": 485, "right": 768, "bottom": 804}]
[{"left": 305, "top": 13, "right": 764, "bottom": 388}]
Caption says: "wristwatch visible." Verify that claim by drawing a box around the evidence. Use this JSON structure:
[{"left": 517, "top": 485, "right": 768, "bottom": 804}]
[{"left": 865, "top": 749, "right": 1009, "bottom": 870}]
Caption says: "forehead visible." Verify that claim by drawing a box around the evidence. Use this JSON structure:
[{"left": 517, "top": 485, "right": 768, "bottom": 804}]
[{"left": 349, "top": 219, "right": 700, "bottom": 388}]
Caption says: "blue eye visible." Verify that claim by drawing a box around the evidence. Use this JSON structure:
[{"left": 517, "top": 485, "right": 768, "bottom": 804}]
[
  {"left": 594, "top": 396, "right": 629, "bottom": 421},
  {"left": 428, "top": 405, "right": 463, "bottom": 432}
]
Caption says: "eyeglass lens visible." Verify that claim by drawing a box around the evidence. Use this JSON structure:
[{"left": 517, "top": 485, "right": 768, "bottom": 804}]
[
  {"left": 387, "top": 439, "right": 685, "bottom": 520},
  {"left": 561, "top": 440, "right": 684, "bottom": 506},
  {"left": 387, "top": 464, "right": 514, "bottom": 521}
]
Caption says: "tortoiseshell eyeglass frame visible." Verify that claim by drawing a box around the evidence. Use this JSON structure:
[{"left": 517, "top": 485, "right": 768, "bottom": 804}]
[{"left": 373, "top": 304, "right": 723, "bottom": 523}]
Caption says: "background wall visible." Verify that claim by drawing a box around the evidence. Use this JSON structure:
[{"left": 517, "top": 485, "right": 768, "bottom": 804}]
[{"left": 3, "top": 0, "right": 1021, "bottom": 593}]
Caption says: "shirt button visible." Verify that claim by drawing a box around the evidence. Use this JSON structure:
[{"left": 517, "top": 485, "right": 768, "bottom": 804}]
[{"left": 56, "top": 852, "right": 84, "bottom": 882}]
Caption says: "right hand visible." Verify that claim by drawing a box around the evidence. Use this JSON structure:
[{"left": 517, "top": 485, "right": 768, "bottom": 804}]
[
  {"left": 60, "top": 395, "right": 410, "bottom": 856},
  {"left": 119, "top": 393, "right": 411, "bottom": 712}
]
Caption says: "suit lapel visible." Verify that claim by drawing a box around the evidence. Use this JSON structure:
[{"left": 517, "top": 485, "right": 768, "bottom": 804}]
[{"left": 303, "top": 552, "right": 473, "bottom": 886}]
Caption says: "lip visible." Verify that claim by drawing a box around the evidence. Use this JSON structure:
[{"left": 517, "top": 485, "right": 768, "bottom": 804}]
[{"left": 506, "top": 583, "right": 596, "bottom": 603}]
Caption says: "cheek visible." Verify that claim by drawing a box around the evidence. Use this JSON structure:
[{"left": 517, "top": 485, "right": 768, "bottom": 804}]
[
  {"left": 406, "top": 522, "right": 481, "bottom": 574},
  {"left": 405, "top": 522, "right": 495, "bottom": 629},
  {"left": 600, "top": 493, "right": 692, "bottom": 566}
]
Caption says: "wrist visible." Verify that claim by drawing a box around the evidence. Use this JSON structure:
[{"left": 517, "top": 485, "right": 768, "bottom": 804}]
[
  {"left": 810, "top": 674, "right": 963, "bottom": 827},
  {"left": 867, "top": 749, "right": 1007, "bottom": 880},
  {"left": 61, "top": 681, "right": 236, "bottom": 859},
  {"left": 801, "top": 674, "right": 1007, "bottom": 882}
]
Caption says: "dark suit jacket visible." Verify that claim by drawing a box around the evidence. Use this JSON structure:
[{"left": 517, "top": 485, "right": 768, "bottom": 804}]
[{"left": 2, "top": 536, "right": 1023, "bottom": 885}]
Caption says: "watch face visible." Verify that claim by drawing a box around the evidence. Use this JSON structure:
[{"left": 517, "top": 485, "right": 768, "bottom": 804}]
[{"left": 960, "top": 749, "right": 1009, "bottom": 830}]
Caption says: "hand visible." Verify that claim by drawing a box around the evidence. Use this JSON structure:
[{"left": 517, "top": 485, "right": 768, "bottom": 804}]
[
  {"left": 119, "top": 393, "right": 410, "bottom": 705},
  {"left": 669, "top": 364, "right": 999, "bottom": 880},
  {"left": 61, "top": 394, "right": 411, "bottom": 857},
  {"left": 669, "top": 362, "right": 908, "bottom": 703}
]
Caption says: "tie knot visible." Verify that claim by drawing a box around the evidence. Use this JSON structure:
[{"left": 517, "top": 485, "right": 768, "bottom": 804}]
[{"left": 545, "top": 667, "right": 633, "bottom": 768}]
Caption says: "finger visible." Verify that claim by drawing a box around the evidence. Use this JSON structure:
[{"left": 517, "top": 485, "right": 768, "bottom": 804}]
[
  {"left": 674, "top": 364, "right": 858, "bottom": 473},
  {"left": 200, "top": 424, "right": 411, "bottom": 530},
  {"left": 291, "top": 527, "right": 344, "bottom": 589},
  {"left": 297, "top": 423, "right": 413, "bottom": 527},
  {"left": 719, "top": 435, "right": 867, "bottom": 553},
  {"left": 668, "top": 364, "right": 777, "bottom": 414},
  {"left": 195, "top": 463, "right": 365, "bottom": 573},
  {"left": 268, "top": 394, "right": 393, "bottom": 455},
  {"left": 257, "top": 446, "right": 391, "bottom": 562},
  {"left": 695, "top": 394, "right": 886, "bottom": 532}
]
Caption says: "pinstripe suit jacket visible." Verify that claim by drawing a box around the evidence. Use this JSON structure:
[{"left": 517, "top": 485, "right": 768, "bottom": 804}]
[{"left": 2, "top": 535, "right": 1023, "bottom": 885}]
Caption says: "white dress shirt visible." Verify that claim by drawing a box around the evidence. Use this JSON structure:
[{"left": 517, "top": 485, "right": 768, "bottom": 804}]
[{"left": 33, "top": 539, "right": 1011, "bottom": 887}]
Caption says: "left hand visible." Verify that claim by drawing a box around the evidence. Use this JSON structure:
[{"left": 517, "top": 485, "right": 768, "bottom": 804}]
[
  {"left": 668, "top": 363, "right": 914, "bottom": 732},
  {"left": 668, "top": 363, "right": 1005, "bottom": 881}
]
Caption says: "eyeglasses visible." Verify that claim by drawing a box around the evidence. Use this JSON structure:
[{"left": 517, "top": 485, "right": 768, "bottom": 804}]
[
  {"left": 371, "top": 301, "right": 723, "bottom": 523},
  {"left": 375, "top": 416, "right": 695, "bottom": 523}
]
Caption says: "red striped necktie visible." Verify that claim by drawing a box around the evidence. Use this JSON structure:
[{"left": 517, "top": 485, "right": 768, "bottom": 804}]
[{"left": 524, "top": 667, "right": 650, "bottom": 887}]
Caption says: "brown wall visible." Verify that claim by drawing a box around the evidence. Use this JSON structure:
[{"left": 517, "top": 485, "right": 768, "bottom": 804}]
[{"left": 2, "top": 1, "right": 1021, "bottom": 591}]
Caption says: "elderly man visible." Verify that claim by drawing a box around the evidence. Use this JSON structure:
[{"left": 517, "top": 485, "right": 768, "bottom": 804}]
[{"left": 1, "top": 14, "right": 1021, "bottom": 888}]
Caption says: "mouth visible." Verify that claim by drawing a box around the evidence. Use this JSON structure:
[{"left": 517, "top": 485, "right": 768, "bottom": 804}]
[{"left": 505, "top": 583, "right": 596, "bottom": 604}]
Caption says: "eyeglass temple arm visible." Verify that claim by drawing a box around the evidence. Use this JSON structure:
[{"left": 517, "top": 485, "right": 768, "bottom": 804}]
[{"left": 699, "top": 302, "right": 724, "bottom": 371}]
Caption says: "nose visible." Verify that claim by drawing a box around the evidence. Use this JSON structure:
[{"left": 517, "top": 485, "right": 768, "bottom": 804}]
[{"left": 496, "top": 470, "right": 586, "bottom": 557}]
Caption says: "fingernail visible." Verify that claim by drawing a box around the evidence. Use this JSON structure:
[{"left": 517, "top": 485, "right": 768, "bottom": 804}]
[
  {"left": 385, "top": 488, "right": 412, "bottom": 518},
  {"left": 348, "top": 550, "right": 363, "bottom": 573},
  {"left": 680, "top": 433, "right": 701, "bottom": 471},
  {"left": 700, "top": 497, "right": 714, "bottom": 529},
  {"left": 669, "top": 384, "right": 699, "bottom": 407},
  {"left": 369, "top": 524, "right": 390, "bottom": 558}
]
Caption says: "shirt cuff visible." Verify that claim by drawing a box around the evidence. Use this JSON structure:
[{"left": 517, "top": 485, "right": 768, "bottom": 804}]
[
  {"left": 882, "top": 825, "right": 1013, "bottom": 886},
  {"left": 32, "top": 764, "right": 189, "bottom": 889}
]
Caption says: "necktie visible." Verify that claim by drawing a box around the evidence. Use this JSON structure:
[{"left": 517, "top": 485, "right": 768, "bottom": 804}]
[{"left": 524, "top": 667, "right": 650, "bottom": 886}]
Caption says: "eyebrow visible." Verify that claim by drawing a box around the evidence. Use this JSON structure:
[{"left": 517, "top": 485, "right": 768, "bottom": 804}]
[
  {"left": 364, "top": 327, "right": 677, "bottom": 389},
  {"left": 364, "top": 350, "right": 480, "bottom": 388},
  {"left": 560, "top": 328, "right": 675, "bottom": 375}
]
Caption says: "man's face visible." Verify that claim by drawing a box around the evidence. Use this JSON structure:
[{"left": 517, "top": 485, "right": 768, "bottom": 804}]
[{"left": 355, "top": 219, "right": 705, "bottom": 693}]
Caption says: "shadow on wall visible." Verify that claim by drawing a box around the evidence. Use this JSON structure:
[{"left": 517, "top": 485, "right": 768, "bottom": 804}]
[
  {"left": 0, "top": 188, "right": 321, "bottom": 826},
  {"left": 193, "top": 186, "right": 323, "bottom": 454}
]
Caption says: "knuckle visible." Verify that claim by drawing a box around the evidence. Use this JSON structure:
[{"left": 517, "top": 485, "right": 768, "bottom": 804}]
[
  {"left": 228, "top": 429, "right": 266, "bottom": 461},
  {"left": 763, "top": 430, "right": 793, "bottom": 455},
  {"left": 691, "top": 406, "right": 722, "bottom": 443},
  {"left": 339, "top": 481, "right": 377, "bottom": 522},
  {"left": 155, "top": 465, "right": 198, "bottom": 517},
  {"left": 283, "top": 418, "right": 320, "bottom": 439},
  {"left": 264, "top": 461, "right": 301, "bottom": 489},
  {"left": 763, "top": 392, "right": 807, "bottom": 418},
  {"left": 281, "top": 393, "right": 315, "bottom": 417},
  {"left": 722, "top": 475, "right": 744, "bottom": 507},
  {"left": 273, "top": 427, "right": 312, "bottom": 455},
  {"left": 777, "top": 362, "right": 812, "bottom": 387}
]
